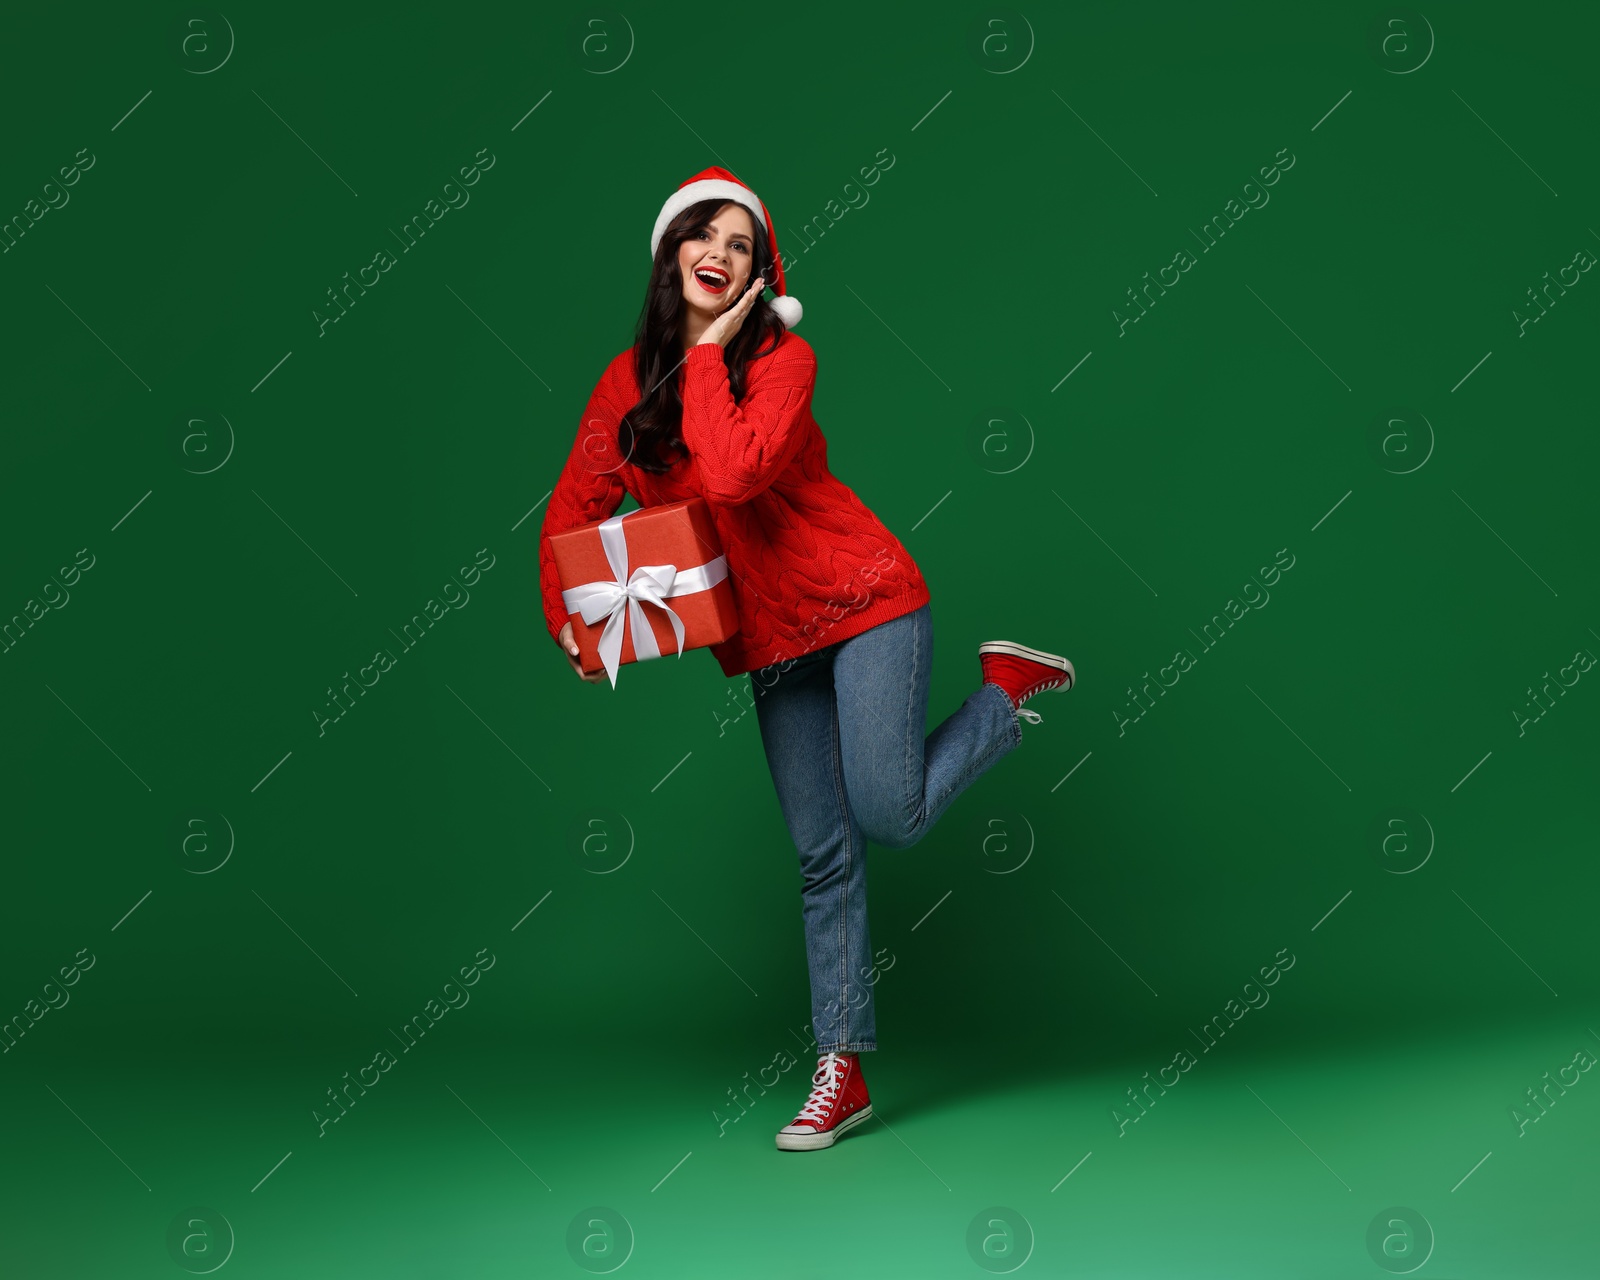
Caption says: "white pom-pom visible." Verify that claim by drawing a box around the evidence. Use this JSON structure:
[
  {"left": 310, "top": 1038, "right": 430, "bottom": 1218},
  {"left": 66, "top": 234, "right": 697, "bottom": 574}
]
[{"left": 769, "top": 293, "right": 802, "bottom": 328}]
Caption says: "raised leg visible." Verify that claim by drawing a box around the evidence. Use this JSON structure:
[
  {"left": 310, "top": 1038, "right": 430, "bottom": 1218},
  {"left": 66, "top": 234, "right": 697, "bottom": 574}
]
[{"left": 831, "top": 602, "right": 1021, "bottom": 850}]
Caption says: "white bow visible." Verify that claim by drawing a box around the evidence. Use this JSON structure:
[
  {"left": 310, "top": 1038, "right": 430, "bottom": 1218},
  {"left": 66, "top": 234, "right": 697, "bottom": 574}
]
[{"left": 560, "top": 509, "right": 728, "bottom": 688}]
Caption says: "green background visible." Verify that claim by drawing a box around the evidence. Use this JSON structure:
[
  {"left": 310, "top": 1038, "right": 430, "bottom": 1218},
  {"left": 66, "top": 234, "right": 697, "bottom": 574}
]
[{"left": 2, "top": 1, "right": 1595, "bottom": 1276}]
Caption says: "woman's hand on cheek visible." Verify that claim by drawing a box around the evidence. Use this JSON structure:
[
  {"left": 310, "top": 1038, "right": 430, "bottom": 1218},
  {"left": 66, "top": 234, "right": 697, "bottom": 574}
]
[{"left": 697, "top": 275, "right": 764, "bottom": 348}]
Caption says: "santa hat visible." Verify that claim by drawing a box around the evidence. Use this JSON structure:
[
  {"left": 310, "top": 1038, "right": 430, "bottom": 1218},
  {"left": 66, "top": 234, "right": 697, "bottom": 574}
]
[{"left": 650, "top": 165, "right": 802, "bottom": 329}]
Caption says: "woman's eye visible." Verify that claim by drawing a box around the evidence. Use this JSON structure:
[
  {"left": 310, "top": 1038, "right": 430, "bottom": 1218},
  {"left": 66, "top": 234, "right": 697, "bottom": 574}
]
[{"left": 695, "top": 230, "right": 748, "bottom": 251}]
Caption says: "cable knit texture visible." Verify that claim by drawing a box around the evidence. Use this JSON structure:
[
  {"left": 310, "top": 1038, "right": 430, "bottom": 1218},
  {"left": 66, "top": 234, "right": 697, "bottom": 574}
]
[{"left": 538, "top": 330, "right": 930, "bottom": 678}]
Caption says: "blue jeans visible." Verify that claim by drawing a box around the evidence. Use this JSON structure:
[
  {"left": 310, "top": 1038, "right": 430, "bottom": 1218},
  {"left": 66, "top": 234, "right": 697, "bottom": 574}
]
[{"left": 750, "top": 602, "right": 1022, "bottom": 1054}]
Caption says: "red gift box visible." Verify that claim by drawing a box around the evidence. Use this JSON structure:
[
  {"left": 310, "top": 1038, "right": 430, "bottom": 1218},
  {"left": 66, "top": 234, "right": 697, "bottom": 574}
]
[{"left": 548, "top": 497, "right": 739, "bottom": 687}]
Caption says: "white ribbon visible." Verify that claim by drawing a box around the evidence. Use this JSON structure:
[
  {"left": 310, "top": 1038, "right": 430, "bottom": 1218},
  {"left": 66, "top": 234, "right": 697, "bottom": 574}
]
[{"left": 560, "top": 508, "right": 729, "bottom": 688}]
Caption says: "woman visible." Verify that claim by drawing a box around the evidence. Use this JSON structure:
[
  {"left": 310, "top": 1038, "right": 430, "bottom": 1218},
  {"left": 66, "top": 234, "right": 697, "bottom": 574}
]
[{"left": 537, "top": 166, "right": 1075, "bottom": 1153}]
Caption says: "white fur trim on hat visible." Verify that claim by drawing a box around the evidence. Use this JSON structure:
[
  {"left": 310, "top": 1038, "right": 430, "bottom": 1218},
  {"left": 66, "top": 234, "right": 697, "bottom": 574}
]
[{"left": 650, "top": 179, "right": 766, "bottom": 260}]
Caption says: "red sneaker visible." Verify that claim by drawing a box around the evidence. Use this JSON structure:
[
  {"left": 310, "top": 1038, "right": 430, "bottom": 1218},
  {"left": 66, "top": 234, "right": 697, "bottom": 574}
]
[
  {"left": 775, "top": 1051, "right": 873, "bottom": 1151},
  {"left": 980, "top": 640, "right": 1075, "bottom": 724}
]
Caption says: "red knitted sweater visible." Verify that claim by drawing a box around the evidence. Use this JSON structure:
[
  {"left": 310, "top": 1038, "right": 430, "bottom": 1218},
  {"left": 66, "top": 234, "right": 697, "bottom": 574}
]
[{"left": 538, "top": 329, "right": 930, "bottom": 678}]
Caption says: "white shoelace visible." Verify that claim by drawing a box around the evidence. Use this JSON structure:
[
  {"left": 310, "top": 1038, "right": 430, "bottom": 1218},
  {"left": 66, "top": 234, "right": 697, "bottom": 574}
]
[
  {"left": 794, "top": 1052, "right": 847, "bottom": 1125},
  {"left": 1015, "top": 673, "right": 1070, "bottom": 724}
]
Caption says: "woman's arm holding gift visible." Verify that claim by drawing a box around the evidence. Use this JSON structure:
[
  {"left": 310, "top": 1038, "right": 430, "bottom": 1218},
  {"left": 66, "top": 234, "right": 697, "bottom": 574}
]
[
  {"left": 538, "top": 373, "right": 629, "bottom": 644},
  {"left": 680, "top": 334, "right": 816, "bottom": 506}
]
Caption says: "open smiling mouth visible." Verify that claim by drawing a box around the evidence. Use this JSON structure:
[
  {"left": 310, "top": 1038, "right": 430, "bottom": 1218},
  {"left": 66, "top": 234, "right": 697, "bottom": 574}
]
[{"left": 693, "top": 267, "right": 731, "bottom": 294}]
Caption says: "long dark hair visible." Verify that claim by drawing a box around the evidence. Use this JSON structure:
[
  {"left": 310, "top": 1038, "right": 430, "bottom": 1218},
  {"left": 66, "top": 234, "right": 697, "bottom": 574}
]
[{"left": 622, "top": 198, "right": 787, "bottom": 475}]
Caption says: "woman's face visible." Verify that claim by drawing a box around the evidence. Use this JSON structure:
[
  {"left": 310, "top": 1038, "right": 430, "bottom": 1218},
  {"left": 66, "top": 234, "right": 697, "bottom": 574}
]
[{"left": 677, "top": 202, "right": 758, "bottom": 320}]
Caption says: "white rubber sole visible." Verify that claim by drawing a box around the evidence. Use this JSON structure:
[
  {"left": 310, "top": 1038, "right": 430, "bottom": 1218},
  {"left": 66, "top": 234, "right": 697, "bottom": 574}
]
[
  {"left": 978, "top": 640, "right": 1075, "bottom": 690},
  {"left": 775, "top": 1104, "right": 873, "bottom": 1151}
]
